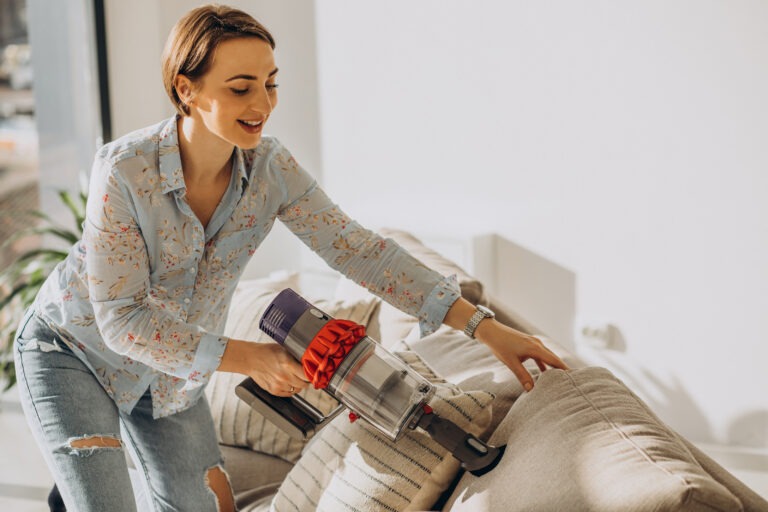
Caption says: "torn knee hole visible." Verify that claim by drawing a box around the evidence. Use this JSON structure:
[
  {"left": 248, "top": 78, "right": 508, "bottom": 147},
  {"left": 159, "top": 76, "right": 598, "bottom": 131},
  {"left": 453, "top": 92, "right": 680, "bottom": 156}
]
[
  {"left": 69, "top": 436, "right": 122, "bottom": 449},
  {"left": 205, "top": 465, "right": 235, "bottom": 512}
]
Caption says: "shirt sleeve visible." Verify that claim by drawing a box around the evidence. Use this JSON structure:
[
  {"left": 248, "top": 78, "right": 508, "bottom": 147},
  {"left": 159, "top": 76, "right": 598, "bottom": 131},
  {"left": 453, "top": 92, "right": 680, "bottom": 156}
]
[
  {"left": 83, "top": 154, "right": 227, "bottom": 390},
  {"left": 271, "top": 142, "right": 461, "bottom": 336}
]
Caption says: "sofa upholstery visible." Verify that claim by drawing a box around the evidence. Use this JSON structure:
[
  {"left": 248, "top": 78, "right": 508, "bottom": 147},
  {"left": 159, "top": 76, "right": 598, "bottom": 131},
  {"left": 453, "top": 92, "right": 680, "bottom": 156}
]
[{"left": 212, "top": 231, "right": 768, "bottom": 512}]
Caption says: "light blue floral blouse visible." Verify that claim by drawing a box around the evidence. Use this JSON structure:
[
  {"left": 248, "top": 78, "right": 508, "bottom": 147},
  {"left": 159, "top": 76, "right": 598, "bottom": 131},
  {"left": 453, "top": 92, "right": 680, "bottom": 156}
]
[{"left": 32, "top": 115, "right": 460, "bottom": 418}]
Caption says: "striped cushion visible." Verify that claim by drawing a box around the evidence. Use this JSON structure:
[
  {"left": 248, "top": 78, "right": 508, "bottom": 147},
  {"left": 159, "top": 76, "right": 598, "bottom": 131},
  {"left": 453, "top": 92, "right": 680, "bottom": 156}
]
[
  {"left": 270, "top": 351, "right": 494, "bottom": 512},
  {"left": 206, "top": 275, "right": 381, "bottom": 463}
]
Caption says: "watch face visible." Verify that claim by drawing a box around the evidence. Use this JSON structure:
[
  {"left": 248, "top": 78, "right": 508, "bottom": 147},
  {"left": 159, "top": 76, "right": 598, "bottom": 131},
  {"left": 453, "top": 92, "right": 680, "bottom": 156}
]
[{"left": 476, "top": 305, "right": 495, "bottom": 318}]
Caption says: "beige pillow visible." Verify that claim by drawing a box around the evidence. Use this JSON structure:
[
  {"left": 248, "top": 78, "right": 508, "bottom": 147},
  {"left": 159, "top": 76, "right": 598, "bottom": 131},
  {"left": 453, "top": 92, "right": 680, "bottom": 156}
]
[
  {"left": 206, "top": 275, "right": 381, "bottom": 463},
  {"left": 393, "top": 323, "right": 537, "bottom": 437},
  {"left": 270, "top": 351, "right": 495, "bottom": 512},
  {"left": 445, "top": 367, "right": 743, "bottom": 512}
]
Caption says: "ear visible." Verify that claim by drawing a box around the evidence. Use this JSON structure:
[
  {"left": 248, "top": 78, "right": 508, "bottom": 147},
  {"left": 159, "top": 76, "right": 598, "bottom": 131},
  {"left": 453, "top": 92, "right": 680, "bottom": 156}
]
[{"left": 174, "top": 74, "right": 196, "bottom": 107}]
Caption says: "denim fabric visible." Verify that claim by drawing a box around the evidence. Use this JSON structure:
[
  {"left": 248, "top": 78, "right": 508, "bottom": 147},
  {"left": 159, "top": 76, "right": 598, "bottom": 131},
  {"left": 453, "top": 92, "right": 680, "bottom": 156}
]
[
  {"left": 14, "top": 308, "right": 227, "bottom": 512},
  {"left": 33, "top": 115, "right": 461, "bottom": 418}
]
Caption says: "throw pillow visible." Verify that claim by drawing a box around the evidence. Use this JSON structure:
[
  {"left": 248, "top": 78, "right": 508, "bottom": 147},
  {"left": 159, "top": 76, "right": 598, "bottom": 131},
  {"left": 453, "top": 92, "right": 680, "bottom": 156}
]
[
  {"left": 270, "top": 351, "right": 495, "bottom": 512},
  {"left": 444, "top": 367, "right": 743, "bottom": 512},
  {"left": 393, "top": 323, "right": 537, "bottom": 437},
  {"left": 393, "top": 322, "right": 578, "bottom": 437},
  {"left": 205, "top": 274, "right": 382, "bottom": 463}
]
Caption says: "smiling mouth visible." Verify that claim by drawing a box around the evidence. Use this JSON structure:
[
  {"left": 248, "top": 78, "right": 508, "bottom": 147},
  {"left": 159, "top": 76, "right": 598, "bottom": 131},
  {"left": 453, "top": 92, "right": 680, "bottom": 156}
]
[{"left": 238, "top": 119, "right": 264, "bottom": 128}]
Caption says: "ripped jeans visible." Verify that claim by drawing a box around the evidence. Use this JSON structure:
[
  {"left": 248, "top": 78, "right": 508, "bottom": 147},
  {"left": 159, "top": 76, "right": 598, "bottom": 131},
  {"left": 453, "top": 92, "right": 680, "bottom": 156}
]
[{"left": 13, "top": 309, "right": 234, "bottom": 511}]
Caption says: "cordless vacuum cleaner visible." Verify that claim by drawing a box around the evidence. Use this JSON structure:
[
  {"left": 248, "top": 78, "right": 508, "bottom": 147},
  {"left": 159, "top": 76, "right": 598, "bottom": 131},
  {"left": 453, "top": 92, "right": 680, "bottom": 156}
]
[{"left": 235, "top": 288, "right": 505, "bottom": 476}]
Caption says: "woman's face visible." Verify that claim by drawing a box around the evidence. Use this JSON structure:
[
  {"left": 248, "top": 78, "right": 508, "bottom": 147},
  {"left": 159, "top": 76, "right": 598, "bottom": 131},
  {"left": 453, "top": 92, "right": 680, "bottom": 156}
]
[{"left": 178, "top": 37, "right": 279, "bottom": 149}]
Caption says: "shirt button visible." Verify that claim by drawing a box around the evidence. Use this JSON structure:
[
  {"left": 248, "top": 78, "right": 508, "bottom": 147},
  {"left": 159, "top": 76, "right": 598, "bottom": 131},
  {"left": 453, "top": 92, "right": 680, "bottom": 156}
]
[
  {"left": 184, "top": 298, "right": 191, "bottom": 304},
  {"left": 189, "top": 268, "right": 195, "bottom": 274}
]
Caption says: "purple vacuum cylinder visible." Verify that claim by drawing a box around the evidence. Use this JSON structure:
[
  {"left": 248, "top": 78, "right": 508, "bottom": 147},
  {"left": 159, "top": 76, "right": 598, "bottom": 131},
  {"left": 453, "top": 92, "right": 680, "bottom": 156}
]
[
  {"left": 259, "top": 288, "right": 335, "bottom": 361},
  {"left": 259, "top": 288, "right": 315, "bottom": 346}
]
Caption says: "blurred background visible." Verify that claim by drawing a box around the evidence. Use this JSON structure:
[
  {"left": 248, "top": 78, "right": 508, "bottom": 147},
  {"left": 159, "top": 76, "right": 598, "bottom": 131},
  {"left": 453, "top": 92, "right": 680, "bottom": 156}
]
[
  {"left": 0, "top": 0, "right": 37, "bottom": 272},
  {"left": 0, "top": 0, "right": 766, "bottom": 508}
]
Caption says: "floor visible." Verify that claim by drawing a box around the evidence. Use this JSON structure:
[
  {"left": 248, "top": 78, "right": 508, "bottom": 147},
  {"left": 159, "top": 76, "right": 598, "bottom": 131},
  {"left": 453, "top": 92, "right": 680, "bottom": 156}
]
[{"left": 0, "top": 390, "right": 52, "bottom": 511}]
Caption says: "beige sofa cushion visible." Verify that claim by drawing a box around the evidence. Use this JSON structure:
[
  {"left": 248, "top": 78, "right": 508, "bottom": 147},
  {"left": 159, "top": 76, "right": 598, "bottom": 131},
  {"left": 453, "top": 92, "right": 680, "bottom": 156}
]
[
  {"left": 393, "top": 323, "right": 536, "bottom": 437},
  {"left": 270, "top": 351, "right": 495, "bottom": 512},
  {"left": 445, "top": 367, "right": 744, "bottom": 512},
  {"left": 206, "top": 274, "right": 381, "bottom": 463}
]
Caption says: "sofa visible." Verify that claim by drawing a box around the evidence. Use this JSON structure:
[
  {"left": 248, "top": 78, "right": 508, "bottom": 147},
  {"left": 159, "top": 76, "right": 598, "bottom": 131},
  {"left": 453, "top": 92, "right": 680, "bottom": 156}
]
[{"left": 198, "top": 229, "right": 768, "bottom": 512}]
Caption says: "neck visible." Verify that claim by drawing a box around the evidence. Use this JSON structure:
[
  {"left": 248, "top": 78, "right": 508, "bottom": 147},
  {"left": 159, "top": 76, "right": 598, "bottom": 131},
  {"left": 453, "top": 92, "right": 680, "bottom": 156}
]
[{"left": 177, "top": 115, "right": 234, "bottom": 184}]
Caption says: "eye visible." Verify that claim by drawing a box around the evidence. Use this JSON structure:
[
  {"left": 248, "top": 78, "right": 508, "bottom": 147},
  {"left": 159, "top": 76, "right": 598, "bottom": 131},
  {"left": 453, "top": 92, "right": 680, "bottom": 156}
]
[
  {"left": 230, "top": 87, "right": 250, "bottom": 95},
  {"left": 267, "top": 83, "right": 279, "bottom": 91}
]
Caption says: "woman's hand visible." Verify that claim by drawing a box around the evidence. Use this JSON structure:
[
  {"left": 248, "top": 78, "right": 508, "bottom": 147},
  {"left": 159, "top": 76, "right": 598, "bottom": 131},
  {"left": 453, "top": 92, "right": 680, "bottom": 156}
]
[
  {"left": 474, "top": 319, "right": 569, "bottom": 391},
  {"left": 219, "top": 339, "right": 309, "bottom": 396},
  {"left": 444, "top": 298, "right": 570, "bottom": 391}
]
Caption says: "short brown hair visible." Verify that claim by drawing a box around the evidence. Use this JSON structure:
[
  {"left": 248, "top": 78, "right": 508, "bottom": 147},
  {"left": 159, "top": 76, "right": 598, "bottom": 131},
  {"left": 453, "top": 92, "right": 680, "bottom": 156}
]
[{"left": 161, "top": 4, "right": 275, "bottom": 116}]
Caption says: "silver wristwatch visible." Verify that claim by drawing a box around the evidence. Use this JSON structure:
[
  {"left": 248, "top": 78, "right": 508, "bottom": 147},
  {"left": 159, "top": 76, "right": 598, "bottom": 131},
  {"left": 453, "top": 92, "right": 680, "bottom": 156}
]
[{"left": 463, "top": 304, "right": 495, "bottom": 339}]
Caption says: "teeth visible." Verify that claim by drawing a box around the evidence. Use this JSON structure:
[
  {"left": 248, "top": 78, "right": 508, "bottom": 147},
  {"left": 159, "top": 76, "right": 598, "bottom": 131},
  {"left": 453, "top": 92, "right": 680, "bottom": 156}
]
[{"left": 240, "top": 119, "right": 263, "bottom": 127}]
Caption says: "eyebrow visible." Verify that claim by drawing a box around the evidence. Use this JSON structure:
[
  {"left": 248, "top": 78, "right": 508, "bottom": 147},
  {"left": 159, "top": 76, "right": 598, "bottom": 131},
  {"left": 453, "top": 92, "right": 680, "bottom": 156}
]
[{"left": 225, "top": 68, "right": 279, "bottom": 82}]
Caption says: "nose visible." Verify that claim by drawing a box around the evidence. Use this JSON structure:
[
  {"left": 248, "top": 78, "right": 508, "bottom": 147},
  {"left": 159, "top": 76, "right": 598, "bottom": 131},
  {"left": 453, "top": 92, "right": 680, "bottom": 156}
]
[{"left": 250, "top": 85, "right": 274, "bottom": 115}]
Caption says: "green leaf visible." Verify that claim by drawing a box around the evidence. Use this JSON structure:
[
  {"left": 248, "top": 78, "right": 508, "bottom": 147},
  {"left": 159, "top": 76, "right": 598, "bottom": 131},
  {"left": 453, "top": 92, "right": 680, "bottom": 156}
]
[
  {"left": 0, "top": 226, "right": 79, "bottom": 251},
  {"left": 0, "top": 283, "right": 27, "bottom": 310},
  {"left": 1, "top": 182, "right": 89, "bottom": 389},
  {"left": 59, "top": 190, "right": 86, "bottom": 229},
  {"left": 0, "top": 359, "right": 16, "bottom": 392},
  {"left": 0, "top": 249, "right": 66, "bottom": 283}
]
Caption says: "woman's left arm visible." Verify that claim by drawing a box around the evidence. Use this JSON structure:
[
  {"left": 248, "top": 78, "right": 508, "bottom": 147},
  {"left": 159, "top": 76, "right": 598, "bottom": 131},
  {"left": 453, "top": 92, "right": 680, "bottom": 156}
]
[
  {"left": 442, "top": 297, "right": 570, "bottom": 391},
  {"left": 270, "top": 140, "right": 568, "bottom": 389}
]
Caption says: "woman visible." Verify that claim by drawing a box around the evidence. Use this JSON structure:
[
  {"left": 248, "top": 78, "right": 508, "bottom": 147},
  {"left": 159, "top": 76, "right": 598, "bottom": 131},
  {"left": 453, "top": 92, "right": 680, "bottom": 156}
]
[{"left": 15, "top": 5, "right": 568, "bottom": 511}]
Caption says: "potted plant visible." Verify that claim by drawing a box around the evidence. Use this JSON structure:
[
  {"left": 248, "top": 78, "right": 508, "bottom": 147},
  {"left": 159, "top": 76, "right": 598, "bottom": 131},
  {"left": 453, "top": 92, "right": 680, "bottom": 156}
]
[{"left": 0, "top": 181, "right": 87, "bottom": 391}]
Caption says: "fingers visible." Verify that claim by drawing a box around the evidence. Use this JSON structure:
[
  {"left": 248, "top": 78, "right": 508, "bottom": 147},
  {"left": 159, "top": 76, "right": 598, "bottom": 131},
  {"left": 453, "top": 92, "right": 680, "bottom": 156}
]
[
  {"left": 275, "top": 367, "right": 309, "bottom": 396},
  {"left": 267, "top": 377, "right": 307, "bottom": 397},
  {"left": 507, "top": 338, "right": 571, "bottom": 392},
  {"left": 536, "top": 345, "right": 570, "bottom": 371},
  {"left": 529, "top": 335, "right": 569, "bottom": 371},
  {"left": 250, "top": 344, "right": 310, "bottom": 396},
  {"left": 509, "top": 359, "right": 535, "bottom": 392}
]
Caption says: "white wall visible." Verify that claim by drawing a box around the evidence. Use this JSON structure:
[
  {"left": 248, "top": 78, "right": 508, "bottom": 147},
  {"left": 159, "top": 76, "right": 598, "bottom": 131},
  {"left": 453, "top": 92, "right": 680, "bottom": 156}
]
[{"left": 314, "top": 0, "right": 768, "bottom": 451}]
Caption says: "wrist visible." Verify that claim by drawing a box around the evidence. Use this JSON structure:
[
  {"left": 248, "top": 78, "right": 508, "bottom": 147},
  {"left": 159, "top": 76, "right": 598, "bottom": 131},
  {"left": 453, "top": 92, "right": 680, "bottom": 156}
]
[
  {"left": 474, "top": 316, "right": 498, "bottom": 343},
  {"left": 218, "top": 339, "right": 253, "bottom": 374},
  {"left": 463, "top": 304, "right": 495, "bottom": 339}
]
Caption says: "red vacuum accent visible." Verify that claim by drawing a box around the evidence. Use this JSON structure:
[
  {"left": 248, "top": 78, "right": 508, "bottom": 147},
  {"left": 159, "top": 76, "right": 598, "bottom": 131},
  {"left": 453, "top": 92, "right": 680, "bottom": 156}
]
[{"left": 301, "top": 319, "right": 366, "bottom": 389}]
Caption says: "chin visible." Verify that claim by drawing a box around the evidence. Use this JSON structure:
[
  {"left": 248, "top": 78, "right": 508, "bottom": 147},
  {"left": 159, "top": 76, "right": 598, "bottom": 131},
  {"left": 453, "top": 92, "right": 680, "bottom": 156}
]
[{"left": 238, "top": 136, "right": 263, "bottom": 150}]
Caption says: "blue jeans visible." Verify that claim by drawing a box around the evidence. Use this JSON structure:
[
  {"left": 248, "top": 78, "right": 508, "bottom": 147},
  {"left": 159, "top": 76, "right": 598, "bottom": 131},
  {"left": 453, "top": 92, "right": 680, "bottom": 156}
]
[{"left": 13, "top": 309, "right": 233, "bottom": 511}]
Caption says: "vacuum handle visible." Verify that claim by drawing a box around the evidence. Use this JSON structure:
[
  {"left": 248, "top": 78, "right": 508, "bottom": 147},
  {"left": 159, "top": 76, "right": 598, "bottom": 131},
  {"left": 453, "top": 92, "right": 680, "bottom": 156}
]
[{"left": 235, "top": 377, "right": 345, "bottom": 440}]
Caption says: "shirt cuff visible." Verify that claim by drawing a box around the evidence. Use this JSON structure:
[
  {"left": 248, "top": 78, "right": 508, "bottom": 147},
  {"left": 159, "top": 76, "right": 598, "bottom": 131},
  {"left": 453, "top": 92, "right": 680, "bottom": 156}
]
[
  {"left": 417, "top": 274, "right": 461, "bottom": 337},
  {"left": 182, "top": 331, "right": 229, "bottom": 391}
]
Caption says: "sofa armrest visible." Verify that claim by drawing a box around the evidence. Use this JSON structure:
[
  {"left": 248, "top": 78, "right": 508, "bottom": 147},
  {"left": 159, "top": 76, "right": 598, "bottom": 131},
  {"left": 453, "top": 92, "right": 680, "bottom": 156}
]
[{"left": 679, "top": 439, "right": 768, "bottom": 512}]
